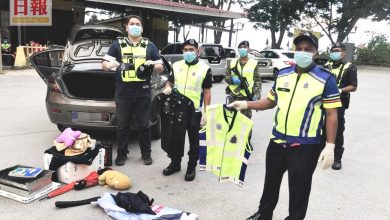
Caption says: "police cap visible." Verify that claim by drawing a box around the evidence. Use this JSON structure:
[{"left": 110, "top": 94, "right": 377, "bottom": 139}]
[
  {"left": 293, "top": 31, "right": 318, "bottom": 49},
  {"left": 182, "top": 39, "right": 198, "bottom": 49},
  {"left": 330, "top": 42, "right": 346, "bottom": 51},
  {"left": 238, "top": 40, "right": 250, "bottom": 48}
]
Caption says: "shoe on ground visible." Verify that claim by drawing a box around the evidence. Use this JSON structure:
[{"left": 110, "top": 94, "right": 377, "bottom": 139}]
[
  {"left": 332, "top": 160, "right": 342, "bottom": 170},
  {"left": 115, "top": 154, "right": 128, "bottom": 166},
  {"left": 163, "top": 163, "right": 181, "bottom": 176},
  {"left": 184, "top": 168, "right": 196, "bottom": 181},
  {"left": 246, "top": 211, "right": 261, "bottom": 220},
  {"left": 142, "top": 155, "right": 153, "bottom": 165}
]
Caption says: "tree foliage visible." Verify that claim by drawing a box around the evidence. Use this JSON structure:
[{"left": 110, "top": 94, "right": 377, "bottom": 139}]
[
  {"left": 245, "top": 0, "right": 303, "bottom": 49},
  {"left": 304, "top": 0, "right": 390, "bottom": 44},
  {"left": 355, "top": 34, "right": 390, "bottom": 66}
]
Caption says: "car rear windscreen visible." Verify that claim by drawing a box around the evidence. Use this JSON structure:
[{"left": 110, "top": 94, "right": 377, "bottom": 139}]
[
  {"left": 282, "top": 52, "right": 295, "bottom": 59},
  {"left": 200, "top": 46, "right": 226, "bottom": 58}
]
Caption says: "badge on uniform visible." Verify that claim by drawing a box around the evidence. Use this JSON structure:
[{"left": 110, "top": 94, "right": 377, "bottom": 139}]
[
  {"left": 229, "top": 135, "right": 237, "bottom": 144},
  {"left": 192, "top": 72, "right": 196, "bottom": 76},
  {"left": 303, "top": 82, "right": 309, "bottom": 89},
  {"left": 216, "top": 123, "right": 222, "bottom": 131},
  {"left": 284, "top": 82, "right": 289, "bottom": 88}
]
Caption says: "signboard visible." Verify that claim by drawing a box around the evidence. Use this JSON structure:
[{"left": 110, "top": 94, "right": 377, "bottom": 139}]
[{"left": 10, "top": 0, "right": 52, "bottom": 26}]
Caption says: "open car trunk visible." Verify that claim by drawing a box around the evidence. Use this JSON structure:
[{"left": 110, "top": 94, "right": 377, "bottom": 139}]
[{"left": 61, "top": 71, "right": 116, "bottom": 100}]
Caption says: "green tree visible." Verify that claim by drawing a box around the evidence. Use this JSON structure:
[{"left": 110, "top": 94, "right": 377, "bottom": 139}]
[
  {"left": 304, "top": 0, "right": 390, "bottom": 44},
  {"left": 245, "top": 0, "right": 304, "bottom": 49},
  {"left": 356, "top": 34, "right": 390, "bottom": 65}
]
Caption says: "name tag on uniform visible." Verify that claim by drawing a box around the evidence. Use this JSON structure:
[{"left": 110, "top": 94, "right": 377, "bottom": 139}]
[{"left": 277, "top": 87, "right": 290, "bottom": 92}]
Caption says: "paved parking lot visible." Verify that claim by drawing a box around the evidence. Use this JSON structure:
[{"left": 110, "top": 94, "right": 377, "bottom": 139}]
[{"left": 0, "top": 66, "right": 389, "bottom": 220}]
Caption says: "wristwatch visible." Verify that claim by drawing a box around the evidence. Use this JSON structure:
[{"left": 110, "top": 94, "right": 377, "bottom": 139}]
[{"left": 339, "top": 88, "right": 343, "bottom": 93}]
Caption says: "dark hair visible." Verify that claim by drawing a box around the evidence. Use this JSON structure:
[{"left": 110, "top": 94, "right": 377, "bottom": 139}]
[{"left": 126, "top": 15, "right": 143, "bottom": 26}]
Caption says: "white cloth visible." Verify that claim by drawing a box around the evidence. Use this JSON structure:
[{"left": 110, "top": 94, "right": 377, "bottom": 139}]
[{"left": 96, "top": 193, "right": 197, "bottom": 220}]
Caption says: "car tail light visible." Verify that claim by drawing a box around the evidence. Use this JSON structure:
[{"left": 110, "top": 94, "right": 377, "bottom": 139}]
[
  {"left": 284, "top": 60, "right": 296, "bottom": 66},
  {"left": 51, "top": 108, "right": 62, "bottom": 113},
  {"left": 48, "top": 76, "right": 62, "bottom": 94}
]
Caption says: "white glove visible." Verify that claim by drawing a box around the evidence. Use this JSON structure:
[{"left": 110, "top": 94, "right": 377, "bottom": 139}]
[
  {"left": 318, "top": 143, "right": 335, "bottom": 170},
  {"left": 144, "top": 60, "right": 155, "bottom": 66},
  {"left": 200, "top": 111, "right": 207, "bottom": 127},
  {"left": 228, "top": 101, "right": 248, "bottom": 111},
  {"left": 106, "top": 60, "right": 120, "bottom": 70},
  {"left": 163, "top": 87, "right": 172, "bottom": 95}
]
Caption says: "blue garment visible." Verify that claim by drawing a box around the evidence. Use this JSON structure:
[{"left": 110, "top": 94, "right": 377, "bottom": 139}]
[{"left": 105, "top": 39, "right": 161, "bottom": 98}]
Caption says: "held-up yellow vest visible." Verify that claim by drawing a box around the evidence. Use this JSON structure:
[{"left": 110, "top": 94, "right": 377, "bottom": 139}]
[
  {"left": 228, "top": 58, "right": 257, "bottom": 96},
  {"left": 172, "top": 60, "right": 209, "bottom": 110},
  {"left": 205, "top": 104, "right": 253, "bottom": 186},
  {"left": 324, "top": 61, "right": 351, "bottom": 87},
  {"left": 118, "top": 37, "right": 148, "bottom": 82}
]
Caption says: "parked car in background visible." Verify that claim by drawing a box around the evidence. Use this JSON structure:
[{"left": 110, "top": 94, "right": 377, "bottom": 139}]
[
  {"left": 30, "top": 25, "right": 170, "bottom": 139},
  {"left": 224, "top": 47, "right": 273, "bottom": 77},
  {"left": 259, "top": 49, "right": 296, "bottom": 78},
  {"left": 160, "top": 42, "right": 227, "bottom": 82}
]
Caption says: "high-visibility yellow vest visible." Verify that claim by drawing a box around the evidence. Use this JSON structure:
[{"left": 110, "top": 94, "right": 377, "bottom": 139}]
[
  {"left": 172, "top": 60, "right": 209, "bottom": 110},
  {"left": 204, "top": 104, "right": 253, "bottom": 186},
  {"left": 228, "top": 58, "right": 257, "bottom": 96},
  {"left": 269, "top": 66, "right": 341, "bottom": 145},
  {"left": 324, "top": 61, "right": 351, "bottom": 87},
  {"left": 118, "top": 37, "right": 148, "bottom": 82}
]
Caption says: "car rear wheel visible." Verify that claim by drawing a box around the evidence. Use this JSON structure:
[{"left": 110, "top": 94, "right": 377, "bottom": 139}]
[
  {"left": 57, "top": 124, "right": 66, "bottom": 132},
  {"left": 213, "top": 76, "right": 224, "bottom": 82},
  {"left": 151, "top": 115, "right": 161, "bottom": 140}
]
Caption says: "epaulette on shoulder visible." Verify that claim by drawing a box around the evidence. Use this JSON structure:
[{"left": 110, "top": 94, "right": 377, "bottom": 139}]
[{"left": 117, "top": 37, "right": 127, "bottom": 48}]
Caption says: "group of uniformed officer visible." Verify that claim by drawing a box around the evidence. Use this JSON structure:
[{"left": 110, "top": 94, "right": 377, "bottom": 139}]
[{"left": 102, "top": 14, "right": 357, "bottom": 219}]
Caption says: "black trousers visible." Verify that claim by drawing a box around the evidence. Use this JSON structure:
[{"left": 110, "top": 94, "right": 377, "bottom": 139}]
[
  {"left": 116, "top": 96, "right": 151, "bottom": 157},
  {"left": 257, "top": 141, "right": 321, "bottom": 220},
  {"left": 335, "top": 107, "right": 346, "bottom": 161},
  {"left": 170, "top": 111, "right": 201, "bottom": 169}
]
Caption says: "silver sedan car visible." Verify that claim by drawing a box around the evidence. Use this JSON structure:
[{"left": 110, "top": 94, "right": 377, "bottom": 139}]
[{"left": 30, "top": 25, "right": 169, "bottom": 139}]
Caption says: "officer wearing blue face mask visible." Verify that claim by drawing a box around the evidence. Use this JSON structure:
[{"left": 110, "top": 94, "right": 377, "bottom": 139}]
[
  {"left": 229, "top": 32, "right": 341, "bottom": 220},
  {"left": 224, "top": 40, "right": 262, "bottom": 119},
  {"left": 102, "top": 15, "right": 164, "bottom": 166},
  {"left": 162, "top": 39, "right": 212, "bottom": 181},
  {"left": 323, "top": 42, "right": 358, "bottom": 170}
]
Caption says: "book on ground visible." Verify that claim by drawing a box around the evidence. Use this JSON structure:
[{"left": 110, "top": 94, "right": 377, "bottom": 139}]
[{"left": 0, "top": 182, "right": 61, "bottom": 203}]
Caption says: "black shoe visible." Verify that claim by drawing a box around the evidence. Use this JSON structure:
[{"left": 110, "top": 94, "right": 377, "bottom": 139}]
[
  {"left": 246, "top": 211, "right": 261, "bottom": 220},
  {"left": 184, "top": 168, "right": 196, "bottom": 181},
  {"left": 115, "top": 154, "right": 127, "bottom": 166},
  {"left": 163, "top": 164, "right": 181, "bottom": 176},
  {"left": 142, "top": 155, "right": 153, "bottom": 165},
  {"left": 332, "top": 160, "right": 342, "bottom": 170}
]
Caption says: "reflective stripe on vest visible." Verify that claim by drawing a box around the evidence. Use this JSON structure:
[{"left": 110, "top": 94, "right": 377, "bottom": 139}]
[
  {"left": 1, "top": 43, "right": 10, "bottom": 50},
  {"left": 272, "top": 66, "right": 331, "bottom": 144},
  {"left": 205, "top": 104, "right": 253, "bottom": 185},
  {"left": 172, "top": 60, "right": 209, "bottom": 110},
  {"left": 119, "top": 38, "right": 148, "bottom": 82},
  {"left": 228, "top": 58, "right": 257, "bottom": 96},
  {"left": 324, "top": 61, "right": 351, "bottom": 87}
]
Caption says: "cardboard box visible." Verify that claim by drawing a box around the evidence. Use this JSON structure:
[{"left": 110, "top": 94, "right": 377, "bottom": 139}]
[{"left": 43, "top": 148, "right": 105, "bottom": 184}]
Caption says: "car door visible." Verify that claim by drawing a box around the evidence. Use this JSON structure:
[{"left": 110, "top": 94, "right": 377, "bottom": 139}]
[{"left": 30, "top": 49, "right": 65, "bottom": 84}]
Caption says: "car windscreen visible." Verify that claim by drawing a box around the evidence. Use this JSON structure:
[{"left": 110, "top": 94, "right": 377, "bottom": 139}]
[
  {"left": 282, "top": 52, "right": 295, "bottom": 59},
  {"left": 200, "top": 45, "right": 226, "bottom": 58}
]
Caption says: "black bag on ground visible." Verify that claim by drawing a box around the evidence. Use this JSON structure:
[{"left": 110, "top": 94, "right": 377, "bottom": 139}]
[{"left": 111, "top": 191, "right": 156, "bottom": 215}]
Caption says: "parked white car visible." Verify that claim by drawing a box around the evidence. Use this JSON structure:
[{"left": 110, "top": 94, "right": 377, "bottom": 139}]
[{"left": 259, "top": 49, "right": 296, "bottom": 78}]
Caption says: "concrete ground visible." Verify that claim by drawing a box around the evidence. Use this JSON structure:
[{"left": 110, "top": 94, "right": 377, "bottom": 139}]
[{"left": 0, "top": 66, "right": 389, "bottom": 220}]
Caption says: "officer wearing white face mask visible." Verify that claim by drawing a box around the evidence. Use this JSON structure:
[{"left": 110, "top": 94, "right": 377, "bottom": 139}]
[
  {"left": 323, "top": 42, "right": 358, "bottom": 170},
  {"left": 230, "top": 32, "right": 341, "bottom": 220},
  {"left": 102, "top": 15, "right": 164, "bottom": 166},
  {"left": 162, "top": 39, "right": 212, "bottom": 181}
]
